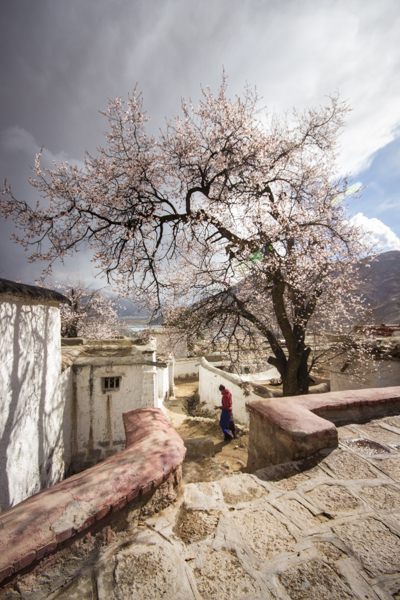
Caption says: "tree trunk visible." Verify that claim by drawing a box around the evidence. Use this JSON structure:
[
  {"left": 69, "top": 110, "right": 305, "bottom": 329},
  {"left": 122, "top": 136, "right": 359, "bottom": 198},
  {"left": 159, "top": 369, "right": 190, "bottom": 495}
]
[
  {"left": 295, "top": 347, "right": 311, "bottom": 395},
  {"left": 64, "top": 322, "right": 78, "bottom": 338},
  {"left": 269, "top": 345, "right": 311, "bottom": 396}
]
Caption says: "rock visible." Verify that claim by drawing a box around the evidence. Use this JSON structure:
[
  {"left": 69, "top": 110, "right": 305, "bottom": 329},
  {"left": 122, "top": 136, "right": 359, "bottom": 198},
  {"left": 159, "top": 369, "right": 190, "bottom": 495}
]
[
  {"left": 184, "top": 436, "right": 215, "bottom": 459},
  {"left": 50, "top": 501, "right": 96, "bottom": 535}
]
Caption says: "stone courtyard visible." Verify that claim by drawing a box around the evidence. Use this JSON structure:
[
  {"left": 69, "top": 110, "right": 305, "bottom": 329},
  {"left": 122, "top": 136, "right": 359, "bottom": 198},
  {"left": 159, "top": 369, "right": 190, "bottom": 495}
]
[{"left": 2, "top": 413, "right": 400, "bottom": 600}]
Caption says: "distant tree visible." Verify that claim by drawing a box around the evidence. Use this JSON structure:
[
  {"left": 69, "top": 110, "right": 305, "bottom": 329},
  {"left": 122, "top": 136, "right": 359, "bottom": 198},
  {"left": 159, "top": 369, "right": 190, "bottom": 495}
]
[
  {"left": 1, "top": 77, "right": 373, "bottom": 394},
  {"left": 55, "top": 278, "right": 122, "bottom": 339}
]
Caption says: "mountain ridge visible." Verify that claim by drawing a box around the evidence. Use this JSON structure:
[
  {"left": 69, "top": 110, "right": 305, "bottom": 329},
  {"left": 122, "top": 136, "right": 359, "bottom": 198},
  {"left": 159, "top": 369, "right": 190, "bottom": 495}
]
[{"left": 357, "top": 250, "right": 400, "bottom": 324}]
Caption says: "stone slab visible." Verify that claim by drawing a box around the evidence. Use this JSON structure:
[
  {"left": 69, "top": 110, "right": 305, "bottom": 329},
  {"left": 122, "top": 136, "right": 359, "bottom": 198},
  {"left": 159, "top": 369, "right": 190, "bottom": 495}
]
[
  {"left": 184, "top": 436, "right": 215, "bottom": 459},
  {"left": 2, "top": 415, "right": 400, "bottom": 600}
]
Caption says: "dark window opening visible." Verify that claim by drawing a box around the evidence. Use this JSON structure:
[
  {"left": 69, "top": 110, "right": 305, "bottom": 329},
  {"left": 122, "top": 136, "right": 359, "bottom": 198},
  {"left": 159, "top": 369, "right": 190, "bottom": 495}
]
[{"left": 102, "top": 376, "right": 121, "bottom": 392}]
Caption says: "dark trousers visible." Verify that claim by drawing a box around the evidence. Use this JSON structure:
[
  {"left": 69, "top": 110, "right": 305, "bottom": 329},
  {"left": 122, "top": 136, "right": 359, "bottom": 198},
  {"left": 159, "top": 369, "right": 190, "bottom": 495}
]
[{"left": 220, "top": 409, "right": 236, "bottom": 439}]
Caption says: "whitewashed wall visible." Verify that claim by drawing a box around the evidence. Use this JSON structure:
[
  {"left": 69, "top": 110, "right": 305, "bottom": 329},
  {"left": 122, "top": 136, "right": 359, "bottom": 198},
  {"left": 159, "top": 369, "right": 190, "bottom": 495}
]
[
  {"left": 241, "top": 367, "right": 281, "bottom": 382},
  {"left": 150, "top": 329, "right": 188, "bottom": 359},
  {"left": 143, "top": 365, "right": 157, "bottom": 407},
  {"left": 174, "top": 358, "right": 200, "bottom": 379},
  {"left": 199, "top": 358, "right": 273, "bottom": 426},
  {"left": 157, "top": 366, "right": 169, "bottom": 407},
  {"left": 331, "top": 358, "right": 400, "bottom": 392},
  {"left": 0, "top": 298, "right": 161, "bottom": 509},
  {"left": 58, "top": 366, "right": 74, "bottom": 473},
  {"left": 0, "top": 296, "right": 70, "bottom": 511},
  {"left": 72, "top": 360, "right": 146, "bottom": 471}
]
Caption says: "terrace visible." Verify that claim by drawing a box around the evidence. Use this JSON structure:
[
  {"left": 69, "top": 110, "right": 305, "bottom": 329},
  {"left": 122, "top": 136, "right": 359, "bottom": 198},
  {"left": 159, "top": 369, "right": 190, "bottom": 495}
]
[{"left": 1, "top": 386, "right": 400, "bottom": 598}]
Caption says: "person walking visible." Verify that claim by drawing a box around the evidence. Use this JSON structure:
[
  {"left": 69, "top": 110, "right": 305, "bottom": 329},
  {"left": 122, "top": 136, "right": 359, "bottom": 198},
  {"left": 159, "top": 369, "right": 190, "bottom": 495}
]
[{"left": 214, "top": 384, "right": 236, "bottom": 440}]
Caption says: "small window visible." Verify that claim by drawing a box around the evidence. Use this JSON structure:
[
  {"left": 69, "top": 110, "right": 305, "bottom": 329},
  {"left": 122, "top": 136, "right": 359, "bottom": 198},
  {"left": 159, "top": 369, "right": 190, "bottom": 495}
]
[{"left": 102, "top": 376, "right": 121, "bottom": 393}]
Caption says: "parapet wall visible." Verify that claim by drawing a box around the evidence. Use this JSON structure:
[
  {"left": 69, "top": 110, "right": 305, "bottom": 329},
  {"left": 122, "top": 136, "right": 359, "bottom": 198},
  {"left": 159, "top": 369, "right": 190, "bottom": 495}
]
[
  {"left": 247, "top": 386, "right": 400, "bottom": 471},
  {"left": 199, "top": 357, "right": 275, "bottom": 425},
  {"left": 0, "top": 408, "right": 186, "bottom": 586}
]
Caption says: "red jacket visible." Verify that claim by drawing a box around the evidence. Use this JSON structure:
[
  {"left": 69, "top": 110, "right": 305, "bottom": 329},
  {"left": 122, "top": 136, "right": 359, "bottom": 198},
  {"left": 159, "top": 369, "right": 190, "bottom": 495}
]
[{"left": 221, "top": 388, "right": 232, "bottom": 412}]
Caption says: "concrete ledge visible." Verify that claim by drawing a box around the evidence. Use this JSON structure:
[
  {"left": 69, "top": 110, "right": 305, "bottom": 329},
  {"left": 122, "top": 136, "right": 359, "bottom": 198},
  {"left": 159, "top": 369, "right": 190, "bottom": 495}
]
[
  {"left": 246, "top": 386, "right": 400, "bottom": 471},
  {"left": 0, "top": 408, "right": 186, "bottom": 585},
  {"left": 299, "top": 386, "right": 400, "bottom": 424}
]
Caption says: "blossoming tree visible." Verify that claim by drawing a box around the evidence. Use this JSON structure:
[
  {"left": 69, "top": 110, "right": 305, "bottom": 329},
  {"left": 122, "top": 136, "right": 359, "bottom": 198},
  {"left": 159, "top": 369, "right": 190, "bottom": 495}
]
[
  {"left": 0, "top": 78, "right": 372, "bottom": 394},
  {"left": 54, "top": 278, "right": 122, "bottom": 339}
]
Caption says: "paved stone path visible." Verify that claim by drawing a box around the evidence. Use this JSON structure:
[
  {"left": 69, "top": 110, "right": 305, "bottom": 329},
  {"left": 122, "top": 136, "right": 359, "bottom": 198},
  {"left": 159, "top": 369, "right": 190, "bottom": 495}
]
[{"left": 3, "top": 415, "right": 400, "bottom": 599}]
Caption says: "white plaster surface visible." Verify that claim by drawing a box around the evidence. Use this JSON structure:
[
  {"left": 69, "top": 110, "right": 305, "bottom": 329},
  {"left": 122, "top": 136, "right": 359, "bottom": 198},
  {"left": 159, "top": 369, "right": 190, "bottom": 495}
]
[
  {"left": 199, "top": 358, "right": 273, "bottom": 425},
  {"left": 142, "top": 365, "right": 157, "bottom": 408},
  {"left": 0, "top": 297, "right": 69, "bottom": 511},
  {"left": 59, "top": 367, "right": 73, "bottom": 471},
  {"left": 174, "top": 358, "right": 200, "bottom": 379},
  {"left": 157, "top": 366, "right": 169, "bottom": 407},
  {"left": 72, "top": 362, "right": 145, "bottom": 469},
  {"left": 0, "top": 300, "right": 162, "bottom": 509},
  {"left": 150, "top": 329, "right": 188, "bottom": 358},
  {"left": 168, "top": 359, "right": 174, "bottom": 396},
  {"left": 241, "top": 366, "right": 281, "bottom": 382},
  {"left": 331, "top": 359, "right": 400, "bottom": 392}
]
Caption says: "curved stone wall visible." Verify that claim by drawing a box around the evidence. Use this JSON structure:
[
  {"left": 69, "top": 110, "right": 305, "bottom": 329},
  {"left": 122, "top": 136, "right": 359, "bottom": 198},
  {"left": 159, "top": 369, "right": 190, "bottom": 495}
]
[
  {"left": 0, "top": 408, "right": 186, "bottom": 585},
  {"left": 247, "top": 386, "right": 400, "bottom": 471}
]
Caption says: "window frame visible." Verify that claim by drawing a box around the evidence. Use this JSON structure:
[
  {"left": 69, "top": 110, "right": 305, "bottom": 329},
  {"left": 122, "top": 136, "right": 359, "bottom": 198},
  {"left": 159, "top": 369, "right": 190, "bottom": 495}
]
[{"left": 102, "top": 376, "right": 121, "bottom": 393}]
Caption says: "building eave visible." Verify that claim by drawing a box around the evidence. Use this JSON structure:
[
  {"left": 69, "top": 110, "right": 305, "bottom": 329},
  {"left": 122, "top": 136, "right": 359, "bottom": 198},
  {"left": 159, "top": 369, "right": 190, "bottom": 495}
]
[{"left": 0, "top": 278, "right": 71, "bottom": 305}]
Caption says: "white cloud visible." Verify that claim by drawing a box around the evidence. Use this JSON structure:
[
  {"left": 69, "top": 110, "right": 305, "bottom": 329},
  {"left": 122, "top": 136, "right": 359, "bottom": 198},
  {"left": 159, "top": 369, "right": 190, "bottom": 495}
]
[
  {"left": 0, "top": 126, "right": 84, "bottom": 171},
  {"left": 133, "top": 0, "right": 400, "bottom": 177},
  {"left": 350, "top": 212, "right": 400, "bottom": 251},
  {"left": 251, "top": 0, "right": 400, "bottom": 176}
]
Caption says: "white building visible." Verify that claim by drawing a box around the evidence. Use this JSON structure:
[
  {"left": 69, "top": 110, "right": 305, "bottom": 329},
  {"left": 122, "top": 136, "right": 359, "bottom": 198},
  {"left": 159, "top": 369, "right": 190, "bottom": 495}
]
[
  {"left": 0, "top": 279, "right": 170, "bottom": 511},
  {"left": 330, "top": 336, "right": 400, "bottom": 392},
  {"left": 65, "top": 339, "right": 169, "bottom": 472},
  {"left": 149, "top": 327, "right": 188, "bottom": 359},
  {"left": 0, "top": 278, "right": 70, "bottom": 512}
]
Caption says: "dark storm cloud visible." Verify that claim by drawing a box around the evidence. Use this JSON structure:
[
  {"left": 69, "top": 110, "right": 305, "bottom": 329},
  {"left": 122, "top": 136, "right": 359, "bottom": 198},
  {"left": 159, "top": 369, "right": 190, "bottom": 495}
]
[
  {"left": 1, "top": 0, "right": 248, "bottom": 150},
  {"left": 1, "top": 0, "right": 400, "bottom": 284}
]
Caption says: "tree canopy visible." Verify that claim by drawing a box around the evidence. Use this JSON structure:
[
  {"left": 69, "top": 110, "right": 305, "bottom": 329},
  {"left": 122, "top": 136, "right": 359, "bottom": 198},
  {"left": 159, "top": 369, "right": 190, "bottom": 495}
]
[
  {"left": 1, "top": 78, "right": 372, "bottom": 394},
  {"left": 54, "top": 278, "right": 122, "bottom": 339}
]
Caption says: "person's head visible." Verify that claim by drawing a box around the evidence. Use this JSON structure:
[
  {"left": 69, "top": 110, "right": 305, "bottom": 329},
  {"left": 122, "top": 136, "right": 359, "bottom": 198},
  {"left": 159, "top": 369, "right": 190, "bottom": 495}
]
[{"left": 219, "top": 385, "right": 225, "bottom": 391}]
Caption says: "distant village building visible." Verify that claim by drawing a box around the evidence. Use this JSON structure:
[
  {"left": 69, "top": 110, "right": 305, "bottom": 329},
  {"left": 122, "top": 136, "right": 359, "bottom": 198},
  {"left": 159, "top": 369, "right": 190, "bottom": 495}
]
[
  {"left": 354, "top": 323, "right": 400, "bottom": 337},
  {"left": 330, "top": 333, "right": 400, "bottom": 392}
]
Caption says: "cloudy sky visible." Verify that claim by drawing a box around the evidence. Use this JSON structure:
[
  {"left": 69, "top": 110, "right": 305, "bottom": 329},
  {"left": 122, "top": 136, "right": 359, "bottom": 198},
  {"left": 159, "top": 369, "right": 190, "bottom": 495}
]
[{"left": 1, "top": 0, "right": 400, "bottom": 289}]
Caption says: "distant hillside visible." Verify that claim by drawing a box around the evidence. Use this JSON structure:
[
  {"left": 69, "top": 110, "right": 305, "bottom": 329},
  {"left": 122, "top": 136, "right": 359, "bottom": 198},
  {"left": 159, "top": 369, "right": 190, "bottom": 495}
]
[
  {"left": 115, "top": 299, "right": 150, "bottom": 317},
  {"left": 357, "top": 250, "right": 400, "bottom": 323},
  {"left": 116, "top": 251, "right": 400, "bottom": 325}
]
